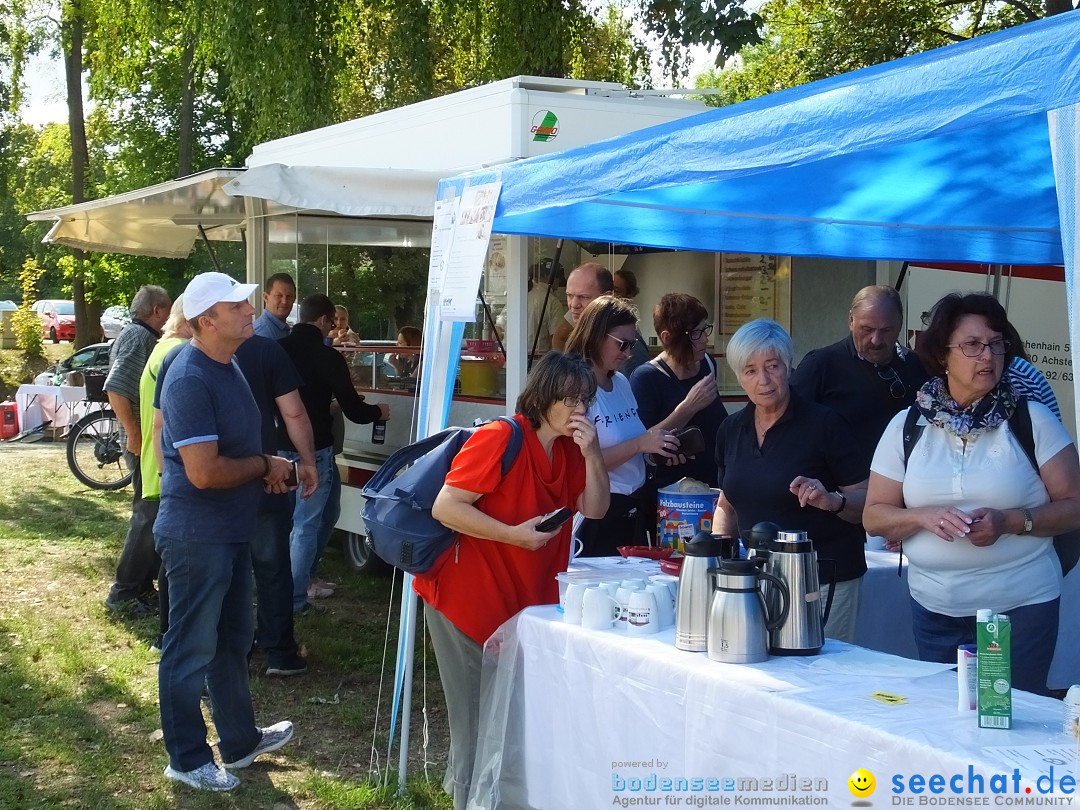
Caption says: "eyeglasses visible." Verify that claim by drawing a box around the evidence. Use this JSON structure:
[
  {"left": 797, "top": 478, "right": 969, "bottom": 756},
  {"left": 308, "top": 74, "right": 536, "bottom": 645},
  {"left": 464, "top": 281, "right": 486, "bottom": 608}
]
[
  {"left": 877, "top": 367, "right": 907, "bottom": 399},
  {"left": 561, "top": 396, "right": 596, "bottom": 410},
  {"left": 686, "top": 324, "right": 714, "bottom": 341},
  {"left": 606, "top": 333, "right": 637, "bottom": 353},
  {"left": 947, "top": 339, "right": 1010, "bottom": 357}
]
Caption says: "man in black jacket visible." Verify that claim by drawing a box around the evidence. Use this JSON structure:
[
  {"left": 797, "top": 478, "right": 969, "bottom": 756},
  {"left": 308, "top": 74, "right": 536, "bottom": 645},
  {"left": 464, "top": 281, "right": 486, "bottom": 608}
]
[{"left": 278, "top": 294, "right": 389, "bottom": 615}]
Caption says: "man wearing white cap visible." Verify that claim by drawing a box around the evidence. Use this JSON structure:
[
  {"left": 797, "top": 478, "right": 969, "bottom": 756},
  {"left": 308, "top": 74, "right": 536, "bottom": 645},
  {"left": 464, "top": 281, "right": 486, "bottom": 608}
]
[{"left": 153, "top": 272, "right": 297, "bottom": 791}]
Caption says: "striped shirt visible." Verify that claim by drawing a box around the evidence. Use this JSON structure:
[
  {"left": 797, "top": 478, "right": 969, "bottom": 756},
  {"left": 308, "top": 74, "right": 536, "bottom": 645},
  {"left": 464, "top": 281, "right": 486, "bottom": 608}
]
[
  {"left": 103, "top": 321, "right": 160, "bottom": 410},
  {"left": 1008, "top": 356, "right": 1061, "bottom": 421}
]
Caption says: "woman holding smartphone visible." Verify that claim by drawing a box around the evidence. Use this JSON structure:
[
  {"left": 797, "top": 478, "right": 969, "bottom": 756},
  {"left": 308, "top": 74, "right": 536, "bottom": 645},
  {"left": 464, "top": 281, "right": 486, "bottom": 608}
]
[
  {"left": 565, "top": 295, "right": 681, "bottom": 555},
  {"left": 422, "top": 351, "right": 609, "bottom": 809}
]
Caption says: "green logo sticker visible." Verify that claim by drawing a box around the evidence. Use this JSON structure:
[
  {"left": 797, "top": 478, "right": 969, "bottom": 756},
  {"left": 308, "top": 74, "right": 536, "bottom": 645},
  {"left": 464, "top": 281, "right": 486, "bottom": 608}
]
[{"left": 531, "top": 110, "right": 559, "bottom": 142}]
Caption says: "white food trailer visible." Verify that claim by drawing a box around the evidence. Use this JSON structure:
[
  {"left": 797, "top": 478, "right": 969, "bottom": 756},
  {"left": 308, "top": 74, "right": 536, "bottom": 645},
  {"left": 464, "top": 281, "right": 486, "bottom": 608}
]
[{"left": 27, "top": 76, "right": 714, "bottom": 568}]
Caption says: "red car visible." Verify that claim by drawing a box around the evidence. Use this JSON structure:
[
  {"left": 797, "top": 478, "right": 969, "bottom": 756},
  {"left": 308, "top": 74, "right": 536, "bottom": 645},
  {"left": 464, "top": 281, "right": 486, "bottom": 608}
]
[{"left": 32, "top": 299, "right": 77, "bottom": 343}]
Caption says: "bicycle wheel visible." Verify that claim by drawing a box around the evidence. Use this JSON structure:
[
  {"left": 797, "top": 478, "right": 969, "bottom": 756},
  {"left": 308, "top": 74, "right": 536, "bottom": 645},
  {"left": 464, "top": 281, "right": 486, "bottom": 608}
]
[{"left": 66, "top": 410, "right": 134, "bottom": 490}]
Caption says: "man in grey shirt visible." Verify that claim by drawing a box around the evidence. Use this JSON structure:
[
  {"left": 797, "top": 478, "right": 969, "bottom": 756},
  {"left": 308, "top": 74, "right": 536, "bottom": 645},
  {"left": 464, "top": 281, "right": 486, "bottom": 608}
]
[
  {"left": 104, "top": 284, "right": 172, "bottom": 615},
  {"left": 253, "top": 273, "right": 295, "bottom": 340}
]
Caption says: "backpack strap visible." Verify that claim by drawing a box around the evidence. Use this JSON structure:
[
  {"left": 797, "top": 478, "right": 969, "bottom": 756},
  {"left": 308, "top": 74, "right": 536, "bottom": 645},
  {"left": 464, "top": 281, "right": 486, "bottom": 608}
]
[
  {"left": 494, "top": 416, "right": 525, "bottom": 477},
  {"left": 901, "top": 405, "right": 923, "bottom": 468},
  {"left": 1007, "top": 398, "right": 1039, "bottom": 473}
]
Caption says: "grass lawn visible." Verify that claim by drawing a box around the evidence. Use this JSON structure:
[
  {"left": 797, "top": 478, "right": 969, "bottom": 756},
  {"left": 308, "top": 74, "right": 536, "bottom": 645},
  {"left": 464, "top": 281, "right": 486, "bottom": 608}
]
[{"left": 0, "top": 440, "right": 454, "bottom": 809}]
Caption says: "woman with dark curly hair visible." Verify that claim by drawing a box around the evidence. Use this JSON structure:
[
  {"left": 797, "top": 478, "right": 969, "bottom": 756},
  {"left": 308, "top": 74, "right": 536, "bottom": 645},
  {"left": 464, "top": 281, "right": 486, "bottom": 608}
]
[{"left": 865, "top": 292, "right": 1080, "bottom": 695}]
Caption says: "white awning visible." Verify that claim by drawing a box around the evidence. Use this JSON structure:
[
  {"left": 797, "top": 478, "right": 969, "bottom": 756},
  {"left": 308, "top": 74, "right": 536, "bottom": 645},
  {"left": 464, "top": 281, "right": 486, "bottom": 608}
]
[
  {"left": 222, "top": 163, "right": 443, "bottom": 219},
  {"left": 27, "top": 169, "right": 247, "bottom": 259}
]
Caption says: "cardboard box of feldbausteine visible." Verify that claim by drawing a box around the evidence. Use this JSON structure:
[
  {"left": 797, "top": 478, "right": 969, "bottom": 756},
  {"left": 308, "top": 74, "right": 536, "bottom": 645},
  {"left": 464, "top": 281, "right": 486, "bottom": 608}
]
[{"left": 976, "top": 610, "right": 1012, "bottom": 729}]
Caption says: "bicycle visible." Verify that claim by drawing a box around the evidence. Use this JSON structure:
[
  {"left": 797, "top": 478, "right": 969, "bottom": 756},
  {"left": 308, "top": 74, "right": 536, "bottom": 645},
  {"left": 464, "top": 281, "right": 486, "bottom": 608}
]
[{"left": 66, "top": 372, "right": 134, "bottom": 491}]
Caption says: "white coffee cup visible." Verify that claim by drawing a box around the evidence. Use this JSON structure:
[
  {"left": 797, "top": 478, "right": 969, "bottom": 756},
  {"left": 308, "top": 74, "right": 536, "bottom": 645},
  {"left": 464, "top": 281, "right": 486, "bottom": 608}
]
[
  {"left": 620, "top": 579, "right": 645, "bottom": 591},
  {"left": 563, "top": 581, "right": 588, "bottom": 624},
  {"left": 626, "top": 590, "right": 659, "bottom": 635},
  {"left": 646, "top": 583, "right": 675, "bottom": 628},
  {"left": 598, "top": 581, "right": 620, "bottom": 599},
  {"left": 615, "top": 586, "right": 640, "bottom": 630},
  {"left": 581, "top": 587, "right": 620, "bottom": 630}
]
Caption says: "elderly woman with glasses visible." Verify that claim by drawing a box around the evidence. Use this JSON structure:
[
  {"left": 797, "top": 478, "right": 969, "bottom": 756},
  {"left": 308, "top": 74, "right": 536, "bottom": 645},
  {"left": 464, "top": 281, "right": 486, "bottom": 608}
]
[
  {"left": 565, "top": 295, "right": 681, "bottom": 555},
  {"left": 631, "top": 293, "right": 728, "bottom": 489},
  {"left": 715, "top": 319, "right": 869, "bottom": 642},
  {"left": 422, "top": 351, "right": 609, "bottom": 808},
  {"left": 864, "top": 293, "right": 1080, "bottom": 695}
]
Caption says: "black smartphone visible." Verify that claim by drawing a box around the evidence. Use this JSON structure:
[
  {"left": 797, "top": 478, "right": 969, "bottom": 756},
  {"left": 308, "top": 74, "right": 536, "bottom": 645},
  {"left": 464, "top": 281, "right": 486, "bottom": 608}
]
[
  {"left": 284, "top": 460, "right": 299, "bottom": 487},
  {"left": 535, "top": 507, "right": 573, "bottom": 533}
]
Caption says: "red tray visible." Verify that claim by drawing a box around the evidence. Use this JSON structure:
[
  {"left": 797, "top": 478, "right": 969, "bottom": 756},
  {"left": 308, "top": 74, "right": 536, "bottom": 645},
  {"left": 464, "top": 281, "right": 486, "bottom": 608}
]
[{"left": 658, "top": 557, "right": 684, "bottom": 576}]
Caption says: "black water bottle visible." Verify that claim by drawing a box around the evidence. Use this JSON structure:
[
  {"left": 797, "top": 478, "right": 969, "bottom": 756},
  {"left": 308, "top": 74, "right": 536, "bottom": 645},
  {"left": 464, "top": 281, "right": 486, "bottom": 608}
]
[{"left": 372, "top": 420, "right": 386, "bottom": 444}]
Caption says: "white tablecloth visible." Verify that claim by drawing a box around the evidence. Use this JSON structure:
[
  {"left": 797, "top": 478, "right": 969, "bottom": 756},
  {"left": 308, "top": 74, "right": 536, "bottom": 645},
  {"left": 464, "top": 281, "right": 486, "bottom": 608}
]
[
  {"left": 468, "top": 606, "right": 1078, "bottom": 810},
  {"left": 858, "top": 549, "right": 1080, "bottom": 689},
  {"left": 14, "top": 385, "right": 87, "bottom": 432}
]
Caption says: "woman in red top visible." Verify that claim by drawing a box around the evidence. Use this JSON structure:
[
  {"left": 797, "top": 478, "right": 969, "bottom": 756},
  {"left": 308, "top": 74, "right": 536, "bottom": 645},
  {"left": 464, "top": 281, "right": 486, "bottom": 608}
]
[{"left": 420, "top": 351, "right": 609, "bottom": 809}]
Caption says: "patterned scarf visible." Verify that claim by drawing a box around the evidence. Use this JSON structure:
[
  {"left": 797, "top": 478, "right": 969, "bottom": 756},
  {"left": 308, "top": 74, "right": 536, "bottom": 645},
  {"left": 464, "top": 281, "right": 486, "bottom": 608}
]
[{"left": 915, "top": 375, "right": 1017, "bottom": 439}]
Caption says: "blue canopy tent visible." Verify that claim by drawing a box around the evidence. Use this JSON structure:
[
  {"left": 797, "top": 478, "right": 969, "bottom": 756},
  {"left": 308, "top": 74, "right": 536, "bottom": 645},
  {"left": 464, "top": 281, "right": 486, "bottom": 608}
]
[
  {"left": 396, "top": 12, "right": 1080, "bottom": 797},
  {"left": 429, "top": 10, "right": 1080, "bottom": 426}
]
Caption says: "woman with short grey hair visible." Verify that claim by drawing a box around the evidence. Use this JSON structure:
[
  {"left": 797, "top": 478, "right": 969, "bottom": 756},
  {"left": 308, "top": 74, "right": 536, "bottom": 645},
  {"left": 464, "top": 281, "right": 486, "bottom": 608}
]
[
  {"left": 725, "top": 317, "right": 794, "bottom": 378},
  {"left": 714, "top": 318, "right": 868, "bottom": 642}
]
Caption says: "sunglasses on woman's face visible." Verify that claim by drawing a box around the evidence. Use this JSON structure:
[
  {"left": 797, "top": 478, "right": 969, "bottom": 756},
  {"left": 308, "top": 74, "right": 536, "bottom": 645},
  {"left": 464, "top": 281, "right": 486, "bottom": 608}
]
[{"left": 606, "top": 333, "right": 637, "bottom": 353}]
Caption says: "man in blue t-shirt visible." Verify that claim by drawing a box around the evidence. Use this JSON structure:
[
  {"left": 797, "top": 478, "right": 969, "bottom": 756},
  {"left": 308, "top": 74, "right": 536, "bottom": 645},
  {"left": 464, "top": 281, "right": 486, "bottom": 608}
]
[{"left": 154, "top": 272, "right": 298, "bottom": 792}]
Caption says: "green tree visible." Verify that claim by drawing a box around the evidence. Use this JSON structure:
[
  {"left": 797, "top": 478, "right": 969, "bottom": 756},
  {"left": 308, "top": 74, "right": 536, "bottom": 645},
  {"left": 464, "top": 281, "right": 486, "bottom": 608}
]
[{"left": 696, "top": 0, "right": 1075, "bottom": 108}]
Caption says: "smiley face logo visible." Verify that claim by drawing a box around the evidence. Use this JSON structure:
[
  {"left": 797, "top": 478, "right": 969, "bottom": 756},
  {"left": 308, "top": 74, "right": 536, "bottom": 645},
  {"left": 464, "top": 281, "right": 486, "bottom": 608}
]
[{"left": 848, "top": 768, "right": 876, "bottom": 798}]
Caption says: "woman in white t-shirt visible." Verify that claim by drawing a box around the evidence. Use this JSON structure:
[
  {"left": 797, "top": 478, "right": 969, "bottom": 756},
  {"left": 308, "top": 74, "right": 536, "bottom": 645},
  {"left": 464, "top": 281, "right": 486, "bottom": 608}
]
[
  {"left": 565, "top": 296, "right": 681, "bottom": 555},
  {"left": 864, "top": 293, "right": 1080, "bottom": 695}
]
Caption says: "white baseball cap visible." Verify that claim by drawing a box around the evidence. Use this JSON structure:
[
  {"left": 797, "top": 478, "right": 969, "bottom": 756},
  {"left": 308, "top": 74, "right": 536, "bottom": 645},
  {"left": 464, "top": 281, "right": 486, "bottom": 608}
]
[{"left": 182, "top": 272, "right": 259, "bottom": 319}]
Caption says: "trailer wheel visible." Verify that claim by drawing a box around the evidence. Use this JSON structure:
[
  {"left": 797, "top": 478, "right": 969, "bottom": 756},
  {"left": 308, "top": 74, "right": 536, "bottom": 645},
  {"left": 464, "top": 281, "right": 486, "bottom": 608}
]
[{"left": 343, "top": 531, "right": 391, "bottom": 575}]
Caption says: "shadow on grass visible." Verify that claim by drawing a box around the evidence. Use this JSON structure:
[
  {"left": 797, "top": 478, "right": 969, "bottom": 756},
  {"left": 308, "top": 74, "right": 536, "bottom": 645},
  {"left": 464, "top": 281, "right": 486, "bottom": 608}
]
[{"left": 0, "top": 619, "right": 299, "bottom": 809}]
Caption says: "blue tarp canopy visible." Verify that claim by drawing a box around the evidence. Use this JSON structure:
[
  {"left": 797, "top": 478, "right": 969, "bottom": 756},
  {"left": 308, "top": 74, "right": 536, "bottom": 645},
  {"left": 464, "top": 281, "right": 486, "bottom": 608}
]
[{"left": 442, "top": 11, "right": 1080, "bottom": 266}]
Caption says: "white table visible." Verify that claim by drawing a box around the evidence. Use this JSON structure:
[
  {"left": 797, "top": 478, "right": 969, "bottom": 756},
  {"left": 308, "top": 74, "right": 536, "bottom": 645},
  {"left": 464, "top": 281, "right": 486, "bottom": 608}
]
[
  {"left": 14, "top": 385, "right": 88, "bottom": 432},
  {"left": 468, "top": 606, "right": 1078, "bottom": 810}
]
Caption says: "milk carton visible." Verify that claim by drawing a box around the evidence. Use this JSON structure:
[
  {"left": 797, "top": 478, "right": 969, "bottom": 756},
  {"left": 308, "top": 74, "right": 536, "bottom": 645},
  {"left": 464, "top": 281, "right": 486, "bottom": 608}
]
[{"left": 976, "top": 609, "right": 1012, "bottom": 730}]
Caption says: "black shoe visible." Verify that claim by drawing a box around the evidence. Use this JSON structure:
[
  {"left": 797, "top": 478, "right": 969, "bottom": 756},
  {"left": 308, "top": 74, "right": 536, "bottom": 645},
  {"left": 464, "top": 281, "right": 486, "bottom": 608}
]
[
  {"left": 265, "top": 655, "right": 308, "bottom": 677},
  {"left": 293, "top": 602, "right": 327, "bottom": 618},
  {"left": 104, "top": 595, "right": 158, "bottom": 617}
]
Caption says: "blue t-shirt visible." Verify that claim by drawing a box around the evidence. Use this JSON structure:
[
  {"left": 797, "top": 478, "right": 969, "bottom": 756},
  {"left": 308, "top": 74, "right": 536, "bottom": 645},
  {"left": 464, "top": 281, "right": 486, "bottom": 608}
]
[
  {"left": 234, "top": 335, "right": 303, "bottom": 512},
  {"left": 154, "top": 343, "right": 263, "bottom": 543}
]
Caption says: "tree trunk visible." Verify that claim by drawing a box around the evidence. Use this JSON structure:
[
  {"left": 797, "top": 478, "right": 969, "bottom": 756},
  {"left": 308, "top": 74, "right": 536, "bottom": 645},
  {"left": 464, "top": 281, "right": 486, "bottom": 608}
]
[
  {"left": 62, "top": 2, "right": 100, "bottom": 348},
  {"left": 177, "top": 35, "right": 196, "bottom": 177},
  {"left": 1045, "top": 0, "right": 1075, "bottom": 14}
]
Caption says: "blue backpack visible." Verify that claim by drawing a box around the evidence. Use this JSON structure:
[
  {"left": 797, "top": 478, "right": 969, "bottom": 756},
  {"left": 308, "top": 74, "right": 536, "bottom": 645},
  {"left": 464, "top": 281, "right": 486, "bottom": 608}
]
[{"left": 361, "top": 417, "right": 524, "bottom": 576}]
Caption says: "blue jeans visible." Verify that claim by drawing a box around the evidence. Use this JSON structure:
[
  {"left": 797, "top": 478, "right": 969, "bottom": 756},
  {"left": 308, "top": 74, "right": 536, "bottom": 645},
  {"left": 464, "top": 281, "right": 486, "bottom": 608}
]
[
  {"left": 312, "top": 461, "right": 342, "bottom": 580},
  {"left": 910, "top": 596, "right": 1059, "bottom": 696},
  {"left": 156, "top": 535, "right": 261, "bottom": 771},
  {"left": 251, "top": 509, "right": 299, "bottom": 667},
  {"left": 285, "top": 446, "right": 335, "bottom": 611}
]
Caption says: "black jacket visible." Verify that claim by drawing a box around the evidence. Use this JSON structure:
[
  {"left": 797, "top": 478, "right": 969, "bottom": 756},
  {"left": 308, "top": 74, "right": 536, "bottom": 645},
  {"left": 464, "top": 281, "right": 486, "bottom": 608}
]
[{"left": 276, "top": 323, "right": 382, "bottom": 451}]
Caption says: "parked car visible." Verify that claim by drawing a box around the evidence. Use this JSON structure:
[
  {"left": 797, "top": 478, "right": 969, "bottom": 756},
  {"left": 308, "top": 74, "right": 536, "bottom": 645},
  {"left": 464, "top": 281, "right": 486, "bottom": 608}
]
[
  {"left": 34, "top": 341, "right": 113, "bottom": 386},
  {"left": 31, "top": 299, "right": 76, "bottom": 343},
  {"left": 0, "top": 300, "right": 16, "bottom": 311},
  {"left": 100, "top": 305, "right": 130, "bottom": 340}
]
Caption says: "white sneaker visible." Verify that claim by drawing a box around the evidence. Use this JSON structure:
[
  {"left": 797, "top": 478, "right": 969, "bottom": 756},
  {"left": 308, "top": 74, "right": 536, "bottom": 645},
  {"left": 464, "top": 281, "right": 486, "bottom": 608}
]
[
  {"left": 222, "top": 721, "right": 295, "bottom": 769},
  {"left": 164, "top": 761, "right": 239, "bottom": 791}
]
